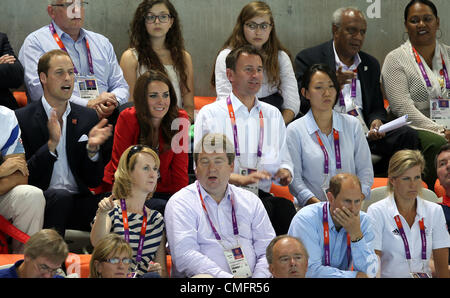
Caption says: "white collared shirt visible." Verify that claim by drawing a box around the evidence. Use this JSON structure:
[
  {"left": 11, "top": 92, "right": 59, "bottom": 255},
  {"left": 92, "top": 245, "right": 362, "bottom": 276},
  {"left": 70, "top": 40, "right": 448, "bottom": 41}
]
[
  {"left": 41, "top": 97, "right": 79, "bottom": 193},
  {"left": 367, "top": 195, "right": 450, "bottom": 278},
  {"left": 164, "top": 182, "right": 275, "bottom": 278},
  {"left": 194, "top": 92, "right": 294, "bottom": 192},
  {"left": 332, "top": 41, "right": 363, "bottom": 112}
]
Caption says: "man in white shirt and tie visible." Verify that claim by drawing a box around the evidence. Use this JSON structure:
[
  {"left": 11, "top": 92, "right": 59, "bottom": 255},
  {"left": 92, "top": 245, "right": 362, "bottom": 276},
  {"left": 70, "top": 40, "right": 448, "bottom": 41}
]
[{"left": 194, "top": 45, "right": 296, "bottom": 235}]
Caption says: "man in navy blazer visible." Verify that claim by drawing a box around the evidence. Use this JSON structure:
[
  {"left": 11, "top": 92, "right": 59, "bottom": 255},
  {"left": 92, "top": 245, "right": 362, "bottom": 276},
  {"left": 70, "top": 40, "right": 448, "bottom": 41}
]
[
  {"left": 15, "top": 49, "right": 112, "bottom": 236},
  {"left": 0, "top": 32, "right": 24, "bottom": 110},
  {"left": 294, "top": 7, "right": 419, "bottom": 175}
]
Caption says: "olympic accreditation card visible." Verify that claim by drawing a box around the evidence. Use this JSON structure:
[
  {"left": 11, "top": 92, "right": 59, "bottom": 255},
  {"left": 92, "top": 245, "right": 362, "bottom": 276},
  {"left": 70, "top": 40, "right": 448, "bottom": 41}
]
[
  {"left": 224, "top": 246, "right": 252, "bottom": 278},
  {"left": 76, "top": 75, "right": 100, "bottom": 101},
  {"left": 239, "top": 167, "right": 259, "bottom": 195},
  {"left": 430, "top": 98, "right": 450, "bottom": 129}
]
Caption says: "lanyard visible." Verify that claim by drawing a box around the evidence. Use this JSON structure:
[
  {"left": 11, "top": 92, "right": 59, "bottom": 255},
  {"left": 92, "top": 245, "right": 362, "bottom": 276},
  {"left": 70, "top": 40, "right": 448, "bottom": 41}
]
[
  {"left": 394, "top": 215, "right": 426, "bottom": 261},
  {"left": 412, "top": 46, "right": 450, "bottom": 91},
  {"left": 339, "top": 69, "right": 358, "bottom": 106},
  {"left": 196, "top": 182, "right": 238, "bottom": 241},
  {"left": 440, "top": 53, "right": 450, "bottom": 89},
  {"left": 226, "top": 96, "right": 263, "bottom": 161},
  {"left": 323, "top": 203, "right": 351, "bottom": 267},
  {"left": 49, "top": 23, "right": 94, "bottom": 75},
  {"left": 315, "top": 129, "right": 342, "bottom": 175},
  {"left": 120, "top": 199, "right": 148, "bottom": 264}
]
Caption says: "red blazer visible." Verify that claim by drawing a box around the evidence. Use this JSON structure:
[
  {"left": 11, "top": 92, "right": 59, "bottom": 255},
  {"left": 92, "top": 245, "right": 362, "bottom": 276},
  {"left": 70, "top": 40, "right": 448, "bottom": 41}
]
[{"left": 101, "top": 107, "right": 189, "bottom": 195}]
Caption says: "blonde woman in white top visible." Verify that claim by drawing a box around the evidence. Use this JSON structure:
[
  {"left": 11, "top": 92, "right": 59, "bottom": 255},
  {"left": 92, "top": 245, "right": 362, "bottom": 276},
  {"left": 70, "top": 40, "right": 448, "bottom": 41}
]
[
  {"left": 367, "top": 150, "right": 450, "bottom": 278},
  {"left": 120, "top": 0, "right": 194, "bottom": 122}
]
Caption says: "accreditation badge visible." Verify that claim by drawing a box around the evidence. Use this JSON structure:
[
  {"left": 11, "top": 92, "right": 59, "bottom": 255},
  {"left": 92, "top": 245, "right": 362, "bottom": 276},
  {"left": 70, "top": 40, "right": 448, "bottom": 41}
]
[
  {"left": 239, "top": 167, "right": 259, "bottom": 195},
  {"left": 410, "top": 272, "right": 432, "bottom": 278},
  {"left": 224, "top": 246, "right": 252, "bottom": 278},
  {"left": 76, "top": 75, "right": 100, "bottom": 101},
  {"left": 430, "top": 98, "right": 450, "bottom": 129}
]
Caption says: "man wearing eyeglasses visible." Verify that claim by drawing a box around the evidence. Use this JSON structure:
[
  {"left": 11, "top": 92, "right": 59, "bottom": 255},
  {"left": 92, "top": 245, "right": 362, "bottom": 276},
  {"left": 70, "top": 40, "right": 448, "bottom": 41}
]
[
  {"left": 294, "top": 7, "right": 419, "bottom": 178},
  {"left": 0, "top": 229, "right": 68, "bottom": 278},
  {"left": 19, "top": 0, "right": 129, "bottom": 122}
]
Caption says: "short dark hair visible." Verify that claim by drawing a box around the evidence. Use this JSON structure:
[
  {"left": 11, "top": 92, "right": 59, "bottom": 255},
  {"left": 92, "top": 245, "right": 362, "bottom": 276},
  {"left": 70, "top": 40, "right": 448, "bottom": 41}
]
[
  {"left": 301, "top": 63, "right": 341, "bottom": 107},
  {"left": 225, "top": 45, "right": 265, "bottom": 71},
  {"left": 404, "top": 0, "right": 438, "bottom": 22},
  {"left": 37, "top": 49, "right": 71, "bottom": 77},
  {"left": 435, "top": 143, "right": 450, "bottom": 168}
]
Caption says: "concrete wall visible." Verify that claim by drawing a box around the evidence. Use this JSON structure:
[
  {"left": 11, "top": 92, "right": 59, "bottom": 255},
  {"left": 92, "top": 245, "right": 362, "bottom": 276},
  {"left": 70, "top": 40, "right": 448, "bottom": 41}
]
[{"left": 2, "top": 0, "right": 449, "bottom": 97}]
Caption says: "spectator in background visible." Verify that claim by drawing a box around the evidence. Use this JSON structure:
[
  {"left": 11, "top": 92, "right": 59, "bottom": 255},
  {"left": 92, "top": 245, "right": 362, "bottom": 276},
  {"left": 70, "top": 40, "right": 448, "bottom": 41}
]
[
  {"left": 19, "top": 0, "right": 129, "bottom": 120},
  {"left": 91, "top": 145, "right": 167, "bottom": 278},
  {"left": 0, "top": 32, "right": 24, "bottom": 110},
  {"left": 367, "top": 150, "right": 450, "bottom": 278},
  {"left": 381, "top": 0, "right": 448, "bottom": 188},
  {"left": 89, "top": 233, "right": 134, "bottom": 278},
  {"left": 266, "top": 235, "right": 308, "bottom": 278},
  {"left": 212, "top": 1, "right": 300, "bottom": 124},
  {"left": 0, "top": 105, "right": 45, "bottom": 253},
  {"left": 294, "top": 7, "right": 419, "bottom": 176},
  {"left": 120, "top": 0, "right": 194, "bottom": 122},
  {"left": 0, "top": 229, "right": 68, "bottom": 278},
  {"left": 436, "top": 144, "right": 450, "bottom": 233}
]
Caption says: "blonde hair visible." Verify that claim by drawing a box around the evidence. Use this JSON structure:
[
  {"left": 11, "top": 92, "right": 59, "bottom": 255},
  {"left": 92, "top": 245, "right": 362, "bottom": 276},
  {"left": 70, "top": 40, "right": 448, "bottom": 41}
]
[
  {"left": 89, "top": 233, "right": 133, "bottom": 278},
  {"left": 112, "top": 145, "right": 160, "bottom": 200},
  {"left": 388, "top": 150, "right": 425, "bottom": 194}
]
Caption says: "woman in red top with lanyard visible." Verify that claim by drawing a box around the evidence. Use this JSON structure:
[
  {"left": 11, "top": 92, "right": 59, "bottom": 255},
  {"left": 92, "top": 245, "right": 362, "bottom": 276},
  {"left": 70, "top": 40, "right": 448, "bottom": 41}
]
[
  {"left": 91, "top": 145, "right": 167, "bottom": 278},
  {"left": 94, "top": 69, "right": 189, "bottom": 214}
]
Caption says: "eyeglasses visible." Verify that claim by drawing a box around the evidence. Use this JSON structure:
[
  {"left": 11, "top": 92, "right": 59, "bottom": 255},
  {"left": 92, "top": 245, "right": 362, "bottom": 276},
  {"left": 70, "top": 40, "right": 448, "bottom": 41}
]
[
  {"left": 103, "top": 257, "right": 133, "bottom": 265},
  {"left": 245, "top": 22, "right": 272, "bottom": 31},
  {"left": 144, "top": 14, "right": 172, "bottom": 24},
  {"left": 51, "top": 1, "right": 89, "bottom": 8},
  {"left": 37, "top": 263, "right": 61, "bottom": 276}
]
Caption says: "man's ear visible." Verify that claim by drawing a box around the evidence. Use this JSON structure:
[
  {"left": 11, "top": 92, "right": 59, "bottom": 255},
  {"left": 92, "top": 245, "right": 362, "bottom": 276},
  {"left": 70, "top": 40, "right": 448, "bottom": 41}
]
[
  {"left": 326, "top": 191, "right": 334, "bottom": 203},
  {"left": 47, "top": 5, "right": 55, "bottom": 19},
  {"left": 226, "top": 68, "right": 234, "bottom": 84},
  {"left": 39, "top": 72, "right": 47, "bottom": 86},
  {"left": 332, "top": 24, "right": 339, "bottom": 37}
]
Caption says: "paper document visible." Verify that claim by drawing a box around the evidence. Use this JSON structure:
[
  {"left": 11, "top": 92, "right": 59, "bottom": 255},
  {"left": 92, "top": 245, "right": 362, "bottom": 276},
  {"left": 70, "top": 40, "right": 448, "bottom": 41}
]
[{"left": 366, "top": 115, "right": 411, "bottom": 137}]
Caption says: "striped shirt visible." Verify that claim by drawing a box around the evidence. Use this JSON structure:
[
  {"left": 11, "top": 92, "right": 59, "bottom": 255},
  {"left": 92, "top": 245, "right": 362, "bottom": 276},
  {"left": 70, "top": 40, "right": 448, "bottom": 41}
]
[{"left": 107, "top": 203, "right": 165, "bottom": 277}]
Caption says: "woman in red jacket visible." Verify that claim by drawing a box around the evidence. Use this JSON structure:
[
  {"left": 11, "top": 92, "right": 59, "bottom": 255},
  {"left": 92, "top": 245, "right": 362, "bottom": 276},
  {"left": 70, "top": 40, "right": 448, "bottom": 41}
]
[{"left": 98, "top": 69, "right": 189, "bottom": 213}]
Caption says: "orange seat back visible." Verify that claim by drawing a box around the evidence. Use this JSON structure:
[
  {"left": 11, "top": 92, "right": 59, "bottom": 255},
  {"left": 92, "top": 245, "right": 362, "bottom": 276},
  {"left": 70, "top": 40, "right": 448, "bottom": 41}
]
[
  {"left": 270, "top": 183, "right": 294, "bottom": 202},
  {"left": 194, "top": 96, "right": 215, "bottom": 111},
  {"left": 13, "top": 91, "right": 27, "bottom": 107},
  {"left": 434, "top": 179, "right": 445, "bottom": 198}
]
